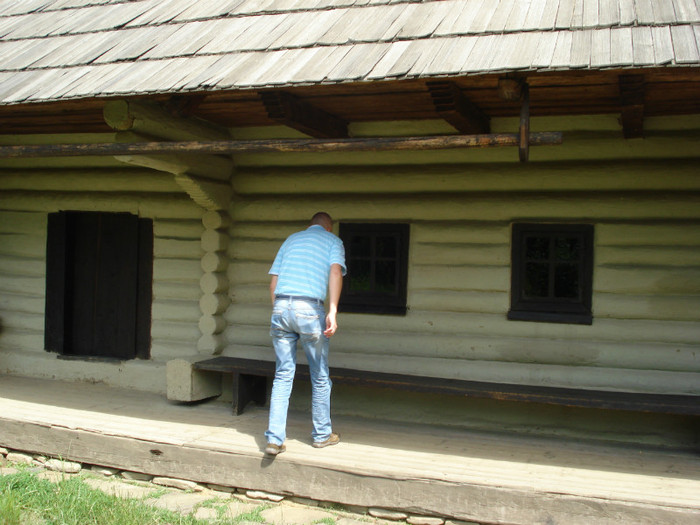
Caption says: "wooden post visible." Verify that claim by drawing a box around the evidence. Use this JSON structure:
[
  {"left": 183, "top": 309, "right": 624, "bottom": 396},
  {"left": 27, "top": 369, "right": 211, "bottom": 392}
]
[{"left": 519, "top": 83, "right": 530, "bottom": 163}]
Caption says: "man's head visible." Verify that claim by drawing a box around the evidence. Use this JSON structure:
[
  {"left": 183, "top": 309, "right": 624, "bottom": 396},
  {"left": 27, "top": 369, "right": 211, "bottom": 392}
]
[{"left": 310, "top": 212, "right": 333, "bottom": 232}]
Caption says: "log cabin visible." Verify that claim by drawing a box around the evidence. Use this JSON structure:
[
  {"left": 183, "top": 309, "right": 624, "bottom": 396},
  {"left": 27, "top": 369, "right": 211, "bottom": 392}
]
[{"left": 0, "top": 0, "right": 699, "bottom": 450}]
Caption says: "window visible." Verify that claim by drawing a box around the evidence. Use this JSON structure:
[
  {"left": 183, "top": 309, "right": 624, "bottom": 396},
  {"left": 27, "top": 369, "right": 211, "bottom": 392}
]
[
  {"left": 338, "top": 223, "right": 409, "bottom": 315},
  {"left": 45, "top": 211, "right": 153, "bottom": 360},
  {"left": 509, "top": 223, "right": 593, "bottom": 325}
]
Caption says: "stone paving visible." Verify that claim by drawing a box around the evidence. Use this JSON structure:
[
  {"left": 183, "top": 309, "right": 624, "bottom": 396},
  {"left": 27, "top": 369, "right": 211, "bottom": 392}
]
[{"left": 0, "top": 448, "right": 475, "bottom": 525}]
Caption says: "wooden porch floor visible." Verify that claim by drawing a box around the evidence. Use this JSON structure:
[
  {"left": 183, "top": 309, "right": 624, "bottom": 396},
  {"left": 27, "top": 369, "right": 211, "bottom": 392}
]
[{"left": 1, "top": 374, "right": 699, "bottom": 525}]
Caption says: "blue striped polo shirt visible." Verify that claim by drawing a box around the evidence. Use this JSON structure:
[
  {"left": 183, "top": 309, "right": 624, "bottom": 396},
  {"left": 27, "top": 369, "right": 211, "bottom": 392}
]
[{"left": 269, "top": 225, "right": 347, "bottom": 301}]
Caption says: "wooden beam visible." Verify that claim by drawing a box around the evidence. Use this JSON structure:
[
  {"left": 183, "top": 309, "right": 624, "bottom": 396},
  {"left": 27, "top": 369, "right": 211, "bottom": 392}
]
[
  {"left": 619, "top": 75, "right": 645, "bottom": 139},
  {"left": 103, "top": 99, "right": 230, "bottom": 141},
  {"left": 259, "top": 91, "right": 348, "bottom": 138},
  {"left": 0, "top": 133, "right": 563, "bottom": 158},
  {"left": 426, "top": 81, "right": 490, "bottom": 134},
  {"left": 519, "top": 83, "right": 530, "bottom": 162},
  {"left": 173, "top": 173, "right": 232, "bottom": 211}
]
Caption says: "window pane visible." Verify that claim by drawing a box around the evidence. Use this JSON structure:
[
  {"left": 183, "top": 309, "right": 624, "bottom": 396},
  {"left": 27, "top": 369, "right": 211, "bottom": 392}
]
[
  {"left": 375, "top": 235, "right": 397, "bottom": 258},
  {"left": 349, "top": 259, "right": 371, "bottom": 292},
  {"left": 375, "top": 260, "right": 397, "bottom": 293},
  {"left": 523, "top": 262, "right": 549, "bottom": 298},
  {"left": 350, "top": 235, "right": 371, "bottom": 257},
  {"left": 525, "top": 236, "right": 549, "bottom": 260},
  {"left": 554, "top": 263, "right": 580, "bottom": 299},
  {"left": 555, "top": 237, "right": 580, "bottom": 261}
]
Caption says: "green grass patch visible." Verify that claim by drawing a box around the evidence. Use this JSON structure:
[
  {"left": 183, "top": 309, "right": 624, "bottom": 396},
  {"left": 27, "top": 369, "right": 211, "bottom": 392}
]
[{"left": 0, "top": 470, "right": 238, "bottom": 525}]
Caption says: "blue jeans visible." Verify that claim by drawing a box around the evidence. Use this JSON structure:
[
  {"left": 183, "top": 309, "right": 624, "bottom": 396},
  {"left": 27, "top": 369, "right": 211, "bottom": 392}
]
[{"left": 265, "top": 297, "right": 333, "bottom": 445}]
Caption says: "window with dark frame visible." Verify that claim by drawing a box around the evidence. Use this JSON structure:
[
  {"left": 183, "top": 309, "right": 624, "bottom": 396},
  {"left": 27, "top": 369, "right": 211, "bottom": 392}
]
[
  {"left": 338, "top": 223, "right": 409, "bottom": 315},
  {"left": 509, "top": 223, "right": 593, "bottom": 325}
]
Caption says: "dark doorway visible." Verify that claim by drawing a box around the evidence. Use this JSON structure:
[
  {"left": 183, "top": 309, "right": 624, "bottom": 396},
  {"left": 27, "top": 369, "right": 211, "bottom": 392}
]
[{"left": 45, "top": 211, "right": 153, "bottom": 360}]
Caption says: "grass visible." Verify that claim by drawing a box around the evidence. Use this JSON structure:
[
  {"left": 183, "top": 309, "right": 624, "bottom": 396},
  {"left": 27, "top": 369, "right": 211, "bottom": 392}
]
[{"left": 0, "top": 469, "right": 240, "bottom": 525}]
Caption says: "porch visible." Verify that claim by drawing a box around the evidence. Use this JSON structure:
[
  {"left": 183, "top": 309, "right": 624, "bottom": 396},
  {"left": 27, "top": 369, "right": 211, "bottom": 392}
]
[{"left": 0, "top": 374, "right": 698, "bottom": 525}]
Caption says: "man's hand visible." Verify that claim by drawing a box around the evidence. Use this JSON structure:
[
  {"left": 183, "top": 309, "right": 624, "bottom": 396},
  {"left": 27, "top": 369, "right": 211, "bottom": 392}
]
[{"left": 324, "top": 311, "right": 338, "bottom": 337}]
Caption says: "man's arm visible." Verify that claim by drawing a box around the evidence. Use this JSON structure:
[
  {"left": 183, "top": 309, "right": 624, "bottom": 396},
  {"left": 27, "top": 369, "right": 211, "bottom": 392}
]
[
  {"left": 269, "top": 274, "right": 278, "bottom": 305},
  {"left": 324, "top": 263, "right": 343, "bottom": 337}
]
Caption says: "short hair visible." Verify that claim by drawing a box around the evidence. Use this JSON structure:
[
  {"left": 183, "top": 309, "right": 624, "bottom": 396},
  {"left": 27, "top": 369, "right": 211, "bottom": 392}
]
[{"left": 310, "top": 212, "right": 332, "bottom": 228}]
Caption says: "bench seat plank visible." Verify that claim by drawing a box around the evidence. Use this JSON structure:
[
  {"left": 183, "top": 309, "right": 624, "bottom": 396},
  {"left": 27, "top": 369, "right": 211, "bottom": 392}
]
[{"left": 193, "top": 357, "right": 700, "bottom": 416}]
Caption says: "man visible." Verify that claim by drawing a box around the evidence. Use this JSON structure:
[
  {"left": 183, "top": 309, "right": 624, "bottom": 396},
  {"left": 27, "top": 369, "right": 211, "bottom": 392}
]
[{"left": 265, "top": 212, "right": 346, "bottom": 456}]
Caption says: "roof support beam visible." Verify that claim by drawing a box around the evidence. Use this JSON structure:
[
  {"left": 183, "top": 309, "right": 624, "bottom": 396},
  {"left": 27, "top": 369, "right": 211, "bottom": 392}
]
[
  {"left": 259, "top": 91, "right": 348, "bottom": 138},
  {"left": 618, "top": 75, "right": 645, "bottom": 139},
  {"left": 0, "top": 133, "right": 563, "bottom": 159},
  {"left": 427, "top": 81, "right": 490, "bottom": 134},
  {"left": 104, "top": 100, "right": 234, "bottom": 211}
]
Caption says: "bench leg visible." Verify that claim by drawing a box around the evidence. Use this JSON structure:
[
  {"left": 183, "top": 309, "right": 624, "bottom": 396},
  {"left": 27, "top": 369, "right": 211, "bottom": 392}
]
[{"left": 232, "top": 373, "right": 269, "bottom": 415}]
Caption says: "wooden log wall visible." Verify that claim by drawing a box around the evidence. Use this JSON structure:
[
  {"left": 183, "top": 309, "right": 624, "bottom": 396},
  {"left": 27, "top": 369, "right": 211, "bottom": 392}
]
[
  {"left": 223, "top": 156, "right": 700, "bottom": 395},
  {"left": 0, "top": 142, "right": 204, "bottom": 390}
]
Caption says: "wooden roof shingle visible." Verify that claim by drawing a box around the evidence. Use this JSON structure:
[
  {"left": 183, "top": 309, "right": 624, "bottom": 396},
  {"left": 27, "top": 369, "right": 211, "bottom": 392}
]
[{"left": 0, "top": 0, "right": 698, "bottom": 105}]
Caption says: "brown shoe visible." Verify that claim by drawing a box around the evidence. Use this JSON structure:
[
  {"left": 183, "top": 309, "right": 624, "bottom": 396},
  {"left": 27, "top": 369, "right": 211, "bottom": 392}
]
[
  {"left": 312, "top": 433, "right": 340, "bottom": 449},
  {"left": 265, "top": 442, "right": 286, "bottom": 456}
]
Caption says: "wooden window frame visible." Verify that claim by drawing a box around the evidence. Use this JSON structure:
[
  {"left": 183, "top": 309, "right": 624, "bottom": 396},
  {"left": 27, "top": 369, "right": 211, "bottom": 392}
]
[
  {"left": 338, "top": 223, "right": 409, "bottom": 316},
  {"left": 508, "top": 223, "right": 593, "bottom": 325}
]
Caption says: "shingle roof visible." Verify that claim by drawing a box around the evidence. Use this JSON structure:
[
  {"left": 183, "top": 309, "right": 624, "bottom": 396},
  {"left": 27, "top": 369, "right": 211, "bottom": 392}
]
[{"left": 0, "top": 0, "right": 698, "bottom": 105}]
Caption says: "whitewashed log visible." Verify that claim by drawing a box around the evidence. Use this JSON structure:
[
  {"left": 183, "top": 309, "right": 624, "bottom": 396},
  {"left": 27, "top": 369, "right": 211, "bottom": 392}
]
[
  {"left": 411, "top": 222, "right": 510, "bottom": 244},
  {"left": 0, "top": 211, "right": 46, "bottom": 234},
  {"left": 202, "top": 210, "right": 230, "bottom": 230},
  {"left": 150, "top": 342, "right": 201, "bottom": 361},
  {"left": 0, "top": 275, "right": 44, "bottom": 296},
  {"left": 412, "top": 242, "right": 508, "bottom": 266},
  {"left": 199, "top": 293, "right": 230, "bottom": 315},
  {"left": 153, "top": 259, "right": 201, "bottom": 282},
  {"left": 230, "top": 222, "right": 303, "bottom": 240},
  {"left": 0, "top": 255, "right": 45, "bottom": 276},
  {"left": 595, "top": 294, "right": 700, "bottom": 322},
  {"left": 228, "top": 194, "right": 700, "bottom": 222},
  {"left": 411, "top": 265, "right": 508, "bottom": 293},
  {"left": 0, "top": 191, "right": 201, "bottom": 218},
  {"left": 151, "top": 321, "right": 200, "bottom": 342},
  {"left": 154, "top": 238, "right": 201, "bottom": 259},
  {"left": 201, "top": 229, "right": 229, "bottom": 252},
  {"left": 201, "top": 251, "right": 229, "bottom": 273},
  {"left": 200, "top": 272, "right": 228, "bottom": 294},
  {"left": 0, "top": 168, "right": 178, "bottom": 193},
  {"left": 226, "top": 238, "right": 280, "bottom": 261},
  {"left": 0, "top": 331, "right": 44, "bottom": 352},
  {"left": 0, "top": 293, "right": 45, "bottom": 315},
  {"left": 152, "top": 282, "right": 201, "bottom": 301},
  {"left": 197, "top": 334, "right": 226, "bottom": 355},
  {"left": 231, "top": 159, "right": 700, "bottom": 195},
  {"left": 596, "top": 267, "right": 700, "bottom": 294},
  {"left": 0, "top": 232, "right": 45, "bottom": 260},
  {"left": 198, "top": 315, "right": 226, "bottom": 335},
  {"left": 151, "top": 300, "right": 201, "bottom": 323},
  {"left": 154, "top": 219, "right": 202, "bottom": 239},
  {"left": 227, "top": 261, "right": 270, "bottom": 285},
  {"left": 103, "top": 100, "right": 230, "bottom": 142},
  {"left": 597, "top": 223, "right": 700, "bottom": 246},
  {"left": 0, "top": 311, "right": 43, "bottom": 332},
  {"left": 597, "top": 246, "right": 700, "bottom": 266}
]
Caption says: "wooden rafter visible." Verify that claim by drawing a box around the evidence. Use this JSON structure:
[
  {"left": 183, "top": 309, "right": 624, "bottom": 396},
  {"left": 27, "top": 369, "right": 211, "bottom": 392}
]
[
  {"left": 259, "top": 91, "right": 348, "bottom": 138},
  {"left": 426, "top": 81, "right": 490, "bottom": 134},
  {"left": 619, "top": 74, "right": 645, "bottom": 139}
]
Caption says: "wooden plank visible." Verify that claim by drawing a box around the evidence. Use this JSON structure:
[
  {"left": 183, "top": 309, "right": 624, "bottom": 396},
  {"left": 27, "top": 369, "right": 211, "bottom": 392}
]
[
  {"left": 632, "top": 26, "right": 655, "bottom": 65},
  {"left": 531, "top": 30, "right": 558, "bottom": 68},
  {"left": 590, "top": 29, "right": 611, "bottom": 67},
  {"left": 550, "top": 30, "right": 573, "bottom": 68},
  {"left": 434, "top": 0, "right": 479, "bottom": 35},
  {"left": 671, "top": 24, "right": 700, "bottom": 63},
  {"left": 485, "top": 0, "right": 516, "bottom": 32},
  {"left": 522, "top": 0, "right": 548, "bottom": 30},
  {"left": 598, "top": 0, "right": 620, "bottom": 26},
  {"left": 570, "top": 29, "right": 592, "bottom": 68},
  {"left": 0, "top": 132, "right": 564, "bottom": 158},
  {"left": 650, "top": 0, "right": 678, "bottom": 23},
  {"left": 467, "top": 0, "right": 499, "bottom": 33},
  {"left": 651, "top": 26, "right": 675, "bottom": 65},
  {"left": 618, "top": 0, "right": 637, "bottom": 25},
  {"left": 582, "top": 0, "right": 599, "bottom": 28},
  {"left": 634, "top": 0, "right": 655, "bottom": 24},
  {"left": 554, "top": 0, "right": 575, "bottom": 28},
  {"left": 610, "top": 27, "right": 634, "bottom": 66},
  {"left": 672, "top": 0, "right": 700, "bottom": 21}
]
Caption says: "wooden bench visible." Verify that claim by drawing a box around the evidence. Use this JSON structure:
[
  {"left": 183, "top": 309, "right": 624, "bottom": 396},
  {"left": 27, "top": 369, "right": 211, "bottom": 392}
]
[{"left": 193, "top": 356, "right": 700, "bottom": 416}]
